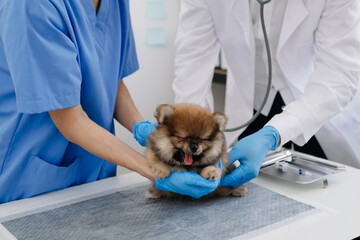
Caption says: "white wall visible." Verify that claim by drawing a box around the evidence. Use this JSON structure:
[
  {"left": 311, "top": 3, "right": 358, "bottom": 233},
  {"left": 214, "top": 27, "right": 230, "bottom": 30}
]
[{"left": 115, "top": 1, "right": 181, "bottom": 174}]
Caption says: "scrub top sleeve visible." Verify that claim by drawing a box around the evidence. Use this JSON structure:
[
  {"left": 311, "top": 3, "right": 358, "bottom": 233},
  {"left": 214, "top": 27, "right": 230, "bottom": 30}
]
[
  {"left": 1, "top": 0, "right": 82, "bottom": 114},
  {"left": 119, "top": 10, "right": 139, "bottom": 79}
]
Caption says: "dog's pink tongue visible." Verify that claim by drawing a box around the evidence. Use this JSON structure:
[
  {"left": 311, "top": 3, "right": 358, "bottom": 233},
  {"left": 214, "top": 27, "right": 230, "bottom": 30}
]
[{"left": 184, "top": 153, "right": 193, "bottom": 165}]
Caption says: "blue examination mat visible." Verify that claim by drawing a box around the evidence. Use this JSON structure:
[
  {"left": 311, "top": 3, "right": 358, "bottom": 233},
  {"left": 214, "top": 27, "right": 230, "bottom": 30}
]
[{"left": 1, "top": 183, "right": 318, "bottom": 239}]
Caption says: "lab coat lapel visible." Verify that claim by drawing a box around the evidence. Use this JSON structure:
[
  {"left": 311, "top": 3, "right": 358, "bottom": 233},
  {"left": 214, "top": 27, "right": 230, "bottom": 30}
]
[
  {"left": 229, "top": 0, "right": 252, "bottom": 53},
  {"left": 277, "top": 0, "right": 308, "bottom": 53}
]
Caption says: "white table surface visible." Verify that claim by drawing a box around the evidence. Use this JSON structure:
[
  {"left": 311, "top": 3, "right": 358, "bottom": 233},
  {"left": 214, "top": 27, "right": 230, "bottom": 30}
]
[{"left": 1, "top": 165, "right": 360, "bottom": 240}]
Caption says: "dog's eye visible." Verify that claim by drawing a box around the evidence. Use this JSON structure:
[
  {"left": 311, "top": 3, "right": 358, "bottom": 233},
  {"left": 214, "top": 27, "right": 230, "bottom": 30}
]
[
  {"left": 175, "top": 136, "right": 186, "bottom": 140},
  {"left": 199, "top": 138, "right": 210, "bottom": 142}
]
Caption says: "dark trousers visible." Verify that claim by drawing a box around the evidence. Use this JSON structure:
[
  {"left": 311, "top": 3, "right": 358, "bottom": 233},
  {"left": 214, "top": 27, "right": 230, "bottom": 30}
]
[{"left": 238, "top": 92, "right": 327, "bottom": 159}]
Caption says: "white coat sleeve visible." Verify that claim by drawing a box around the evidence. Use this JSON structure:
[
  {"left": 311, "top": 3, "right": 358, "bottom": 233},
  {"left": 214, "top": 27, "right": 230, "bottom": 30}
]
[
  {"left": 267, "top": 0, "right": 360, "bottom": 146},
  {"left": 173, "top": 0, "right": 220, "bottom": 110}
]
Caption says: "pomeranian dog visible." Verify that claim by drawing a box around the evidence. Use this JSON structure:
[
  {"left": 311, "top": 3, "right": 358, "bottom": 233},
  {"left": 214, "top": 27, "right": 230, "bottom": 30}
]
[{"left": 146, "top": 103, "right": 247, "bottom": 199}]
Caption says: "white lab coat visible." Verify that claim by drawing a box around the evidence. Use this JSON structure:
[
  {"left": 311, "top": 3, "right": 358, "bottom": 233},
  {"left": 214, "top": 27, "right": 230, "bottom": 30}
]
[{"left": 173, "top": 0, "right": 360, "bottom": 167}]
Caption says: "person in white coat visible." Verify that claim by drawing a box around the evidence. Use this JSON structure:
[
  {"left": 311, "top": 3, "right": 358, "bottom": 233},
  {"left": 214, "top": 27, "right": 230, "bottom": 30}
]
[{"left": 173, "top": 0, "right": 360, "bottom": 188}]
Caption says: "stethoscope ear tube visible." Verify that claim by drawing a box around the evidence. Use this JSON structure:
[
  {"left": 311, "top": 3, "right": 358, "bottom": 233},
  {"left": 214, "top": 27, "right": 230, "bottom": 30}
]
[{"left": 224, "top": 0, "right": 273, "bottom": 132}]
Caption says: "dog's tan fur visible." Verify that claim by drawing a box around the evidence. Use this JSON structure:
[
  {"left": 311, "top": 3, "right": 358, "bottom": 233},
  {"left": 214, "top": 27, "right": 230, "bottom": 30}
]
[{"left": 146, "top": 103, "right": 247, "bottom": 199}]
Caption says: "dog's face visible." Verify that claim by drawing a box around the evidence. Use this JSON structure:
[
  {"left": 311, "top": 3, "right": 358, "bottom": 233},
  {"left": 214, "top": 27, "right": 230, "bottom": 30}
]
[{"left": 148, "top": 104, "right": 227, "bottom": 169}]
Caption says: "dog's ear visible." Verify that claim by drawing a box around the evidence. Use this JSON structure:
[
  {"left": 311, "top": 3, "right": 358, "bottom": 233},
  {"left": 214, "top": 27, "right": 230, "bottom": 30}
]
[
  {"left": 155, "top": 104, "right": 174, "bottom": 124},
  {"left": 213, "top": 112, "right": 228, "bottom": 131}
]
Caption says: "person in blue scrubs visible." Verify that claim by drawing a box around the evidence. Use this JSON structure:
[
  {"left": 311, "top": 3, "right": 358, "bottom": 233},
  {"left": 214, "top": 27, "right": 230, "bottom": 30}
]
[
  {"left": 0, "top": 0, "right": 219, "bottom": 203},
  {"left": 0, "top": 0, "right": 156, "bottom": 203}
]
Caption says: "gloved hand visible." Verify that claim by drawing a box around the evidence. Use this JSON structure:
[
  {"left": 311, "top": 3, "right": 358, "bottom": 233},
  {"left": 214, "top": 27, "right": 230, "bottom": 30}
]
[
  {"left": 133, "top": 121, "right": 157, "bottom": 147},
  {"left": 220, "top": 126, "right": 279, "bottom": 188},
  {"left": 155, "top": 160, "right": 222, "bottom": 199}
]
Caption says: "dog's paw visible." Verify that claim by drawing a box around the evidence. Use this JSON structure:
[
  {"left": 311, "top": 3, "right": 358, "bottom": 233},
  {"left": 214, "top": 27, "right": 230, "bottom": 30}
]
[
  {"left": 231, "top": 186, "right": 248, "bottom": 197},
  {"left": 152, "top": 163, "right": 171, "bottom": 179},
  {"left": 146, "top": 190, "right": 162, "bottom": 199},
  {"left": 200, "top": 166, "right": 221, "bottom": 180},
  {"left": 146, "top": 184, "right": 164, "bottom": 199}
]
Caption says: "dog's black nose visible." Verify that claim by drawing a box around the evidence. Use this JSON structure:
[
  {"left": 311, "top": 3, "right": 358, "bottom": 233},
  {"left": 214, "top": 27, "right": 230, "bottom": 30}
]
[{"left": 190, "top": 144, "right": 198, "bottom": 153}]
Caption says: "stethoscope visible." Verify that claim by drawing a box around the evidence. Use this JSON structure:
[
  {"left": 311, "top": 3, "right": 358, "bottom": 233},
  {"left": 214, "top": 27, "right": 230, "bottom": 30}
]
[{"left": 224, "top": 0, "right": 273, "bottom": 132}]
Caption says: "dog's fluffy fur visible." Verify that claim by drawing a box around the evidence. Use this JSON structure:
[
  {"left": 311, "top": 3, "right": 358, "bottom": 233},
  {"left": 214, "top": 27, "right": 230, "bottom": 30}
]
[{"left": 146, "top": 103, "right": 247, "bottom": 199}]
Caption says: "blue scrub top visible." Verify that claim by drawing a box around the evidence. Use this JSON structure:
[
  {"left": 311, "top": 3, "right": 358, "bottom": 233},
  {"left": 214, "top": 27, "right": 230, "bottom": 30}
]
[{"left": 0, "top": 0, "right": 139, "bottom": 203}]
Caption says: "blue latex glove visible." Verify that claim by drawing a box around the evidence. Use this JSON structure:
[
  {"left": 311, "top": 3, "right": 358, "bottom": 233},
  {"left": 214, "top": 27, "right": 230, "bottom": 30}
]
[
  {"left": 220, "top": 126, "right": 279, "bottom": 188},
  {"left": 155, "top": 160, "right": 222, "bottom": 199},
  {"left": 133, "top": 121, "right": 157, "bottom": 147}
]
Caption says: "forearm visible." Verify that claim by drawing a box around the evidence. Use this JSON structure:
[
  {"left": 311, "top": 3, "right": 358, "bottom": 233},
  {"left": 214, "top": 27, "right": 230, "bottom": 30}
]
[
  {"left": 268, "top": 0, "right": 360, "bottom": 147},
  {"left": 114, "top": 80, "right": 144, "bottom": 132},
  {"left": 49, "top": 105, "right": 154, "bottom": 182}
]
